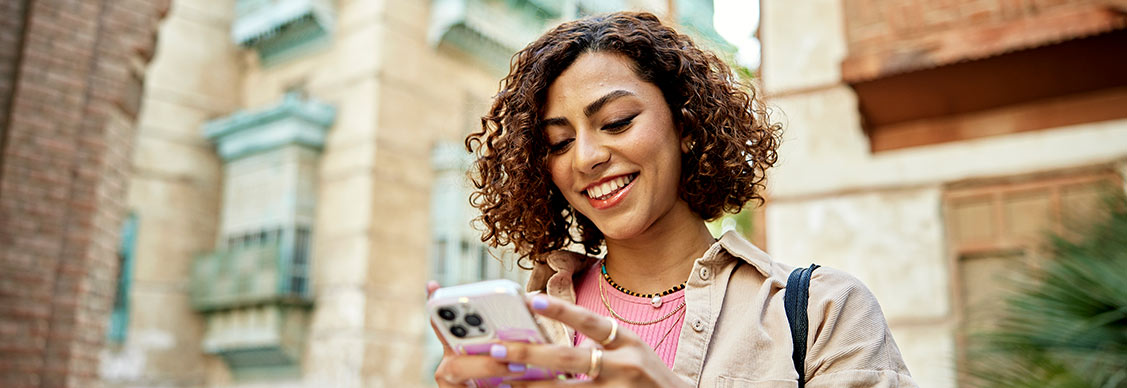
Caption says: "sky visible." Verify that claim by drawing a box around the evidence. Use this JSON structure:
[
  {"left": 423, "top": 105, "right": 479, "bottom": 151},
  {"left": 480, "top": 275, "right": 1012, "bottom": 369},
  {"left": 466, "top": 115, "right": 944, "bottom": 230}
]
[{"left": 712, "top": 0, "right": 761, "bottom": 70}]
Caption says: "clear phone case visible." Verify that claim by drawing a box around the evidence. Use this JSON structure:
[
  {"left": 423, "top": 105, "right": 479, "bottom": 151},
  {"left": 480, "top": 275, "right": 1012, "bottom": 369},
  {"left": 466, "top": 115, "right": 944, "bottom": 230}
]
[{"left": 428, "top": 279, "right": 567, "bottom": 387}]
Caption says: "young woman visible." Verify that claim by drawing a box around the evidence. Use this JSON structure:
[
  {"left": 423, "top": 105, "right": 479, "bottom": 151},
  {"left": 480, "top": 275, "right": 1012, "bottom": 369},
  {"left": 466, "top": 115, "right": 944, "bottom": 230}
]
[{"left": 430, "top": 12, "right": 917, "bottom": 388}]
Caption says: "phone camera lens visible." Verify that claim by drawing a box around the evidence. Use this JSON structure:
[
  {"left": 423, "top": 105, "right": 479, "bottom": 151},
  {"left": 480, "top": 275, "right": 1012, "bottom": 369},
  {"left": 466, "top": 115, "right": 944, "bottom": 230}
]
[
  {"left": 437, "top": 308, "right": 456, "bottom": 321},
  {"left": 450, "top": 325, "right": 467, "bottom": 338},
  {"left": 464, "top": 314, "right": 483, "bottom": 326}
]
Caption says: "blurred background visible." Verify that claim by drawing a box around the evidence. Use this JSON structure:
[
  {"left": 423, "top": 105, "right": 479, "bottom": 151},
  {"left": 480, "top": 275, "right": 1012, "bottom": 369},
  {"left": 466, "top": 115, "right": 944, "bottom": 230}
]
[{"left": 1, "top": 0, "right": 1125, "bottom": 387}]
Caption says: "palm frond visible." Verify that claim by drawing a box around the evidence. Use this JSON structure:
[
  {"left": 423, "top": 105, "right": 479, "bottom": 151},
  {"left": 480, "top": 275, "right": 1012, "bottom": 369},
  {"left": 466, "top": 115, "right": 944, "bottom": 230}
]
[{"left": 964, "top": 194, "right": 1127, "bottom": 388}]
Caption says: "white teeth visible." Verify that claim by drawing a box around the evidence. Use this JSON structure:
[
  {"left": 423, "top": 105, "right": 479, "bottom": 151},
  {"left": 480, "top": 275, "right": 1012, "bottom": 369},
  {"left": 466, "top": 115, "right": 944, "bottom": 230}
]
[{"left": 586, "top": 174, "right": 635, "bottom": 200}]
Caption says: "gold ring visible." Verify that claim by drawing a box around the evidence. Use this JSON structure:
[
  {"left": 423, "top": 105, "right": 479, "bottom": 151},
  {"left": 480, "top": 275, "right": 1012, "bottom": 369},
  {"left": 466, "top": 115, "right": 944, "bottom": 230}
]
[
  {"left": 600, "top": 318, "right": 618, "bottom": 346},
  {"left": 587, "top": 348, "right": 603, "bottom": 379}
]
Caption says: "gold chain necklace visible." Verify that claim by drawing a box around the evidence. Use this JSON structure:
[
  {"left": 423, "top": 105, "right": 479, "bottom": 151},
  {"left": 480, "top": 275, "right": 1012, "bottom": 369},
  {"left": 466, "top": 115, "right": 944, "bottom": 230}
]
[
  {"left": 599, "top": 275, "right": 685, "bottom": 326},
  {"left": 651, "top": 308, "right": 686, "bottom": 350}
]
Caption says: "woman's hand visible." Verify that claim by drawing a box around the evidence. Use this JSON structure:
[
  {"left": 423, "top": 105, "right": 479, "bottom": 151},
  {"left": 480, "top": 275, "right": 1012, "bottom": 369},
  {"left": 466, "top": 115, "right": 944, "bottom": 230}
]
[
  {"left": 428, "top": 281, "right": 527, "bottom": 387},
  {"left": 490, "top": 294, "right": 692, "bottom": 388}
]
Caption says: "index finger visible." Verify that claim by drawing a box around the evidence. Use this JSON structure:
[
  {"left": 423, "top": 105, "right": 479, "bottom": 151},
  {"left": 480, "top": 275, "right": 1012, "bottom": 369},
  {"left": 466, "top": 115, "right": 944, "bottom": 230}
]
[
  {"left": 426, "top": 280, "right": 441, "bottom": 298},
  {"left": 526, "top": 294, "right": 628, "bottom": 348}
]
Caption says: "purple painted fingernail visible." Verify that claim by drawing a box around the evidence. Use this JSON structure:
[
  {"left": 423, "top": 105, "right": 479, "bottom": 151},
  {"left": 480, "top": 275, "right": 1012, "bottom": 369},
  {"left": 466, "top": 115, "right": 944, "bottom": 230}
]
[
  {"left": 532, "top": 295, "right": 549, "bottom": 310},
  {"left": 499, "top": 384, "right": 512, "bottom": 388},
  {"left": 507, "top": 363, "right": 525, "bottom": 372},
  {"left": 490, "top": 344, "right": 507, "bottom": 359}
]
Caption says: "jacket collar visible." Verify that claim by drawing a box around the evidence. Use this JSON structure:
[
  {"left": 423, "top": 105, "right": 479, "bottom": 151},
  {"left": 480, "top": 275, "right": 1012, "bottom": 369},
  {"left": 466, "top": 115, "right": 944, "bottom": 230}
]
[
  {"left": 526, "top": 250, "right": 600, "bottom": 302},
  {"left": 710, "top": 230, "right": 790, "bottom": 289},
  {"left": 526, "top": 230, "right": 789, "bottom": 298}
]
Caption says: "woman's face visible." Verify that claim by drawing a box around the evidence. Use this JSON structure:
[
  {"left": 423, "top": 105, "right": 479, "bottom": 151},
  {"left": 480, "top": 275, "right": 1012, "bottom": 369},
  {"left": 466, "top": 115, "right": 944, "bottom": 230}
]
[{"left": 542, "top": 51, "right": 689, "bottom": 240}]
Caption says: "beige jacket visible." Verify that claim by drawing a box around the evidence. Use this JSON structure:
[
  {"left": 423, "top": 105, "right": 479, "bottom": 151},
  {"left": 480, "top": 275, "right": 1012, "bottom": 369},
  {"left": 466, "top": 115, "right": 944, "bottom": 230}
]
[{"left": 526, "top": 230, "right": 918, "bottom": 387}]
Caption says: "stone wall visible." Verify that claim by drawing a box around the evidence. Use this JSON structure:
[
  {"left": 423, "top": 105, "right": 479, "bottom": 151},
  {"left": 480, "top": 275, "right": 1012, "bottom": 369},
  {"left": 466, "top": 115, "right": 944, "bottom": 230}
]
[
  {"left": 210, "top": 0, "right": 502, "bottom": 386},
  {"left": 766, "top": 187, "right": 956, "bottom": 386},
  {"left": 0, "top": 0, "right": 169, "bottom": 387},
  {"left": 97, "top": 0, "right": 241, "bottom": 386},
  {"left": 364, "top": 3, "right": 501, "bottom": 386},
  {"left": 104, "top": 1, "right": 716, "bottom": 386},
  {"left": 760, "top": 1, "right": 1127, "bottom": 387}
]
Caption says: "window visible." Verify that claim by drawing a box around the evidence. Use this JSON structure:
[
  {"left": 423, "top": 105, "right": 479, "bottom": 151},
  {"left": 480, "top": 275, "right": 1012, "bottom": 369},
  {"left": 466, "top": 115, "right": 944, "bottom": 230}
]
[
  {"left": 108, "top": 213, "right": 138, "bottom": 343},
  {"left": 429, "top": 141, "right": 528, "bottom": 286},
  {"left": 290, "top": 226, "right": 311, "bottom": 296},
  {"left": 944, "top": 168, "right": 1122, "bottom": 383}
]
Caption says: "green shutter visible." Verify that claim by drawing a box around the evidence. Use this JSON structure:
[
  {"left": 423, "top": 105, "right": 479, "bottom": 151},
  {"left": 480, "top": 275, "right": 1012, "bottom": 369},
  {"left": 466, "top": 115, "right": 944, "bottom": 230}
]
[{"left": 108, "top": 213, "right": 138, "bottom": 343}]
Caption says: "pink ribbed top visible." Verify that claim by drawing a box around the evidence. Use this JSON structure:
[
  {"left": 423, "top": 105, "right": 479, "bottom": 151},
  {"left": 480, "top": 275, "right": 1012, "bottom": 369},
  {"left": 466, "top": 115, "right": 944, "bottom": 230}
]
[{"left": 573, "top": 261, "right": 685, "bottom": 369}]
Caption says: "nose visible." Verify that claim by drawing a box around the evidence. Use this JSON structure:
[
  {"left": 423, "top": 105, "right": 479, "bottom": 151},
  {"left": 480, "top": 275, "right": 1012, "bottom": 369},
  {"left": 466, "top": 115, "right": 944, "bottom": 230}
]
[{"left": 572, "top": 131, "right": 610, "bottom": 173}]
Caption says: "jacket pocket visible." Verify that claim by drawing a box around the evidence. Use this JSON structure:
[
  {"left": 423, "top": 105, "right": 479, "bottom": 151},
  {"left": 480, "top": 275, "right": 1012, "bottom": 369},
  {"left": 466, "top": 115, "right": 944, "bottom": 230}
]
[{"left": 717, "top": 375, "right": 798, "bottom": 388}]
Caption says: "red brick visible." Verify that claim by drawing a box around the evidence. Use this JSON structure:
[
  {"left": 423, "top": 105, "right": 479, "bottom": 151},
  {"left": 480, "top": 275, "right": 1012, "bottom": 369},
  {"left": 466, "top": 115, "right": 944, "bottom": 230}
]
[
  {"left": 842, "top": 0, "right": 1117, "bottom": 55},
  {"left": 0, "top": 0, "right": 167, "bottom": 385}
]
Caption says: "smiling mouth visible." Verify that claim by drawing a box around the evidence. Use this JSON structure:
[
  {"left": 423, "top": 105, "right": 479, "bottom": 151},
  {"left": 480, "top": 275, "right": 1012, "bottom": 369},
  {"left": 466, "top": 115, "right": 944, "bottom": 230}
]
[{"left": 585, "top": 173, "right": 638, "bottom": 200}]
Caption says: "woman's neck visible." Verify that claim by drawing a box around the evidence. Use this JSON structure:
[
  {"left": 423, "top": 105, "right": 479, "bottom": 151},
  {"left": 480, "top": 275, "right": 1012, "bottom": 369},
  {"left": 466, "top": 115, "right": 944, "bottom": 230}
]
[{"left": 601, "top": 202, "right": 716, "bottom": 295}]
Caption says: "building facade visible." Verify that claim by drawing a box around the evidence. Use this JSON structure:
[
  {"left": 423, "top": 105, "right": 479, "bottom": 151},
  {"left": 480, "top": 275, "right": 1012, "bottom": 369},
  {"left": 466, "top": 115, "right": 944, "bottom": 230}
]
[
  {"left": 759, "top": 1, "right": 1127, "bottom": 387},
  {"left": 14, "top": 0, "right": 1102, "bottom": 386},
  {"left": 91, "top": 1, "right": 729, "bottom": 387}
]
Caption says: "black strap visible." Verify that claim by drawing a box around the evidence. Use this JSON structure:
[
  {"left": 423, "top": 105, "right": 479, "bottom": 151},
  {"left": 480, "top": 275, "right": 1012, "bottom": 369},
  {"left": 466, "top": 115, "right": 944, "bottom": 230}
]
[{"left": 784, "top": 263, "right": 819, "bottom": 388}]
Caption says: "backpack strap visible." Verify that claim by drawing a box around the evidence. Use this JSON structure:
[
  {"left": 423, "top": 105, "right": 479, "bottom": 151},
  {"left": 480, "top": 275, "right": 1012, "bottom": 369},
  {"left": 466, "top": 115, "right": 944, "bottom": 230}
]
[{"left": 784, "top": 263, "right": 820, "bottom": 388}]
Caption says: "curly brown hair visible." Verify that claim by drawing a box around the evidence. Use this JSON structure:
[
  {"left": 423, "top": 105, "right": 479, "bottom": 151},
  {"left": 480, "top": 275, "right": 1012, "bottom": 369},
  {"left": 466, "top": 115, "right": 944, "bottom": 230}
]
[{"left": 465, "top": 11, "right": 781, "bottom": 269}]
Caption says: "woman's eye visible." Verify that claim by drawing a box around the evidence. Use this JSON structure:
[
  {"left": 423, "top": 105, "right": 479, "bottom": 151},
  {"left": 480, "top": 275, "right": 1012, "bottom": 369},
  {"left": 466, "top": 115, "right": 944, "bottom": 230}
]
[
  {"left": 549, "top": 139, "right": 573, "bottom": 154},
  {"left": 602, "top": 114, "right": 637, "bottom": 132}
]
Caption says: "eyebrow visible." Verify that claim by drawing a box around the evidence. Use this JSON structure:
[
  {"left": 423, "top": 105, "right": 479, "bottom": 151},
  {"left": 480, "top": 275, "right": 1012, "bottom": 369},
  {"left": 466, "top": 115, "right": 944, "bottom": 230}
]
[
  {"left": 583, "top": 89, "right": 635, "bottom": 117},
  {"left": 541, "top": 89, "right": 636, "bottom": 127}
]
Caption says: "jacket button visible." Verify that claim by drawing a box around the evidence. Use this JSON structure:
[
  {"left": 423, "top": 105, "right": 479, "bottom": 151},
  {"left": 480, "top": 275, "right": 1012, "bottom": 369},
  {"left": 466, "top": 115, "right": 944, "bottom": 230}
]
[
  {"left": 692, "top": 319, "right": 705, "bottom": 332},
  {"left": 699, "top": 267, "right": 710, "bottom": 280}
]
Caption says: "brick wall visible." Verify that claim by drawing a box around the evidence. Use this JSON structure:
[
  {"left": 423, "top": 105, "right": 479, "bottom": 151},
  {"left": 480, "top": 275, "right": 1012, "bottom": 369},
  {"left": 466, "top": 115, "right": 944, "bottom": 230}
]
[
  {"left": 0, "top": 1, "right": 168, "bottom": 387},
  {"left": 842, "top": 0, "right": 1126, "bottom": 56},
  {"left": 0, "top": 0, "right": 28, "bottom": 143}
]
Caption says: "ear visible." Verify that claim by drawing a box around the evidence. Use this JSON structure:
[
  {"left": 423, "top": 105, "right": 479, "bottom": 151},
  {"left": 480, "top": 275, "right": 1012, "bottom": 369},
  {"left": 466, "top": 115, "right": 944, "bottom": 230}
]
[{"left": 680, "top": 135, "right": 694, "bottom": 154}]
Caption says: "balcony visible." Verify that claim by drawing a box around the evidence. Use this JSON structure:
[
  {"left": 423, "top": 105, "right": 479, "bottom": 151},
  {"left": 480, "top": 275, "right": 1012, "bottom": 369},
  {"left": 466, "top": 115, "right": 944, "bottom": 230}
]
[
  {"left": 232, "top": 0, "right": 334, "bottom": 65},
  {"left": 190, "top": 231, "right": 312, "bottom": 378}
]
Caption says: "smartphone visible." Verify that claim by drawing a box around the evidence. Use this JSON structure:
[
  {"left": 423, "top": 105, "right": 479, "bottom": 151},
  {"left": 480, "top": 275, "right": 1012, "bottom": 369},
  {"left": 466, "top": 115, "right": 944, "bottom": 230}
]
[{"left": 428, "top": 279, "right": 567, "bottom": 387}]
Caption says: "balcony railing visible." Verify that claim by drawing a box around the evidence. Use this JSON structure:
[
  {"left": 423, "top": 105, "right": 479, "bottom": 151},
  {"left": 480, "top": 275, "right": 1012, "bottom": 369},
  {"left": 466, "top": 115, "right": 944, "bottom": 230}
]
[{"left": 190, "top": 233, "right": 312, "bottom": 312}]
